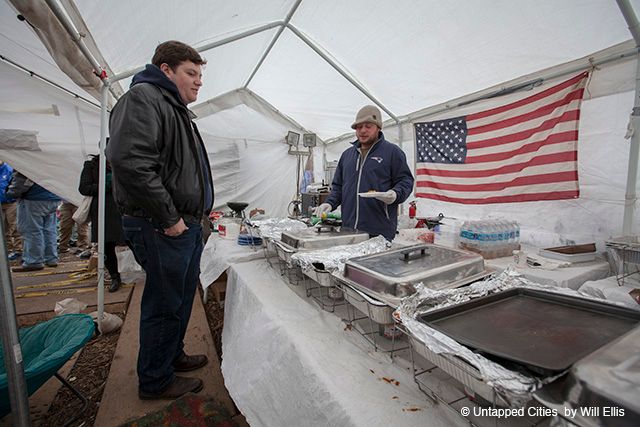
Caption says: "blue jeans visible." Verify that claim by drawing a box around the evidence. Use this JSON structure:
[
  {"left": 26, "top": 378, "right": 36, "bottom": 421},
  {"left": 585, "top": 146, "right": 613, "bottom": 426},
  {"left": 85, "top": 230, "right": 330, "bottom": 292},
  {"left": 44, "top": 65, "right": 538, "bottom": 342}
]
[
  {"left": 122, "top": 216, "right": 203, "bottom": 393},
  {"left": 16, "top": 199, "right": 59, "bottom": 267}
]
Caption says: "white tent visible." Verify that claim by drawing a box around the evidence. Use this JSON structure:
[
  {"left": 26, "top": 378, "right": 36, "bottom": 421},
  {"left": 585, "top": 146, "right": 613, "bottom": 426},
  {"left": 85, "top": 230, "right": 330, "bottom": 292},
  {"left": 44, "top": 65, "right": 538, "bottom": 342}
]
[
  {"left": 1, "top": 0, "right": 638, "bottom": 240},
  {"left": 1, "top": 0, "right": 640, "bottom": 421}
]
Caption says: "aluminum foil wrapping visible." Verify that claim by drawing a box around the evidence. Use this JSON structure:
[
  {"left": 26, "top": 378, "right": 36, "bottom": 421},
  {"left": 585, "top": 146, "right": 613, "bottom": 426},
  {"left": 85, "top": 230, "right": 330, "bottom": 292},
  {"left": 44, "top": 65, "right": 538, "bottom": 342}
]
[
  {"left": 397, "top": 267, "right": 594, "bottom": 408},
  {"left": 249, "top": 218, "right": 307, "bottom": 240},
  {"left": 291, "top": 235, "right": 390, "bottom": 272}
]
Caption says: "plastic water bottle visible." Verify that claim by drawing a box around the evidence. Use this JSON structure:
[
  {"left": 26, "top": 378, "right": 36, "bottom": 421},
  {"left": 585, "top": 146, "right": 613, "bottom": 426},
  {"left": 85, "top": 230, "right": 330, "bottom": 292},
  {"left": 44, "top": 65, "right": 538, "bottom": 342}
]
[{"left": 459, "top": 221, "right": 469, "bottom": 248}]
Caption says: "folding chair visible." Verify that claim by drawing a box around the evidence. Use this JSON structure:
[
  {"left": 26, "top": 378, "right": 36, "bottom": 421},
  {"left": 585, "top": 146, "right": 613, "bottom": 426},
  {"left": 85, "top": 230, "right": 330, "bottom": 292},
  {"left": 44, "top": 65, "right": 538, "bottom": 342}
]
[{"left": 0, "top": 314, "right": 96, "bottom": 424}]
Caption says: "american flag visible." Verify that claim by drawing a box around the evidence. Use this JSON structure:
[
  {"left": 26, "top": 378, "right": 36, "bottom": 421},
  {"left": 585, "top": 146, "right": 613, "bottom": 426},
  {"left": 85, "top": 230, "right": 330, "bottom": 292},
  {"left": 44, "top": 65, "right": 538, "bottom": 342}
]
[{"left": 414, "top": 72, "right": 587, "bottom": 204}]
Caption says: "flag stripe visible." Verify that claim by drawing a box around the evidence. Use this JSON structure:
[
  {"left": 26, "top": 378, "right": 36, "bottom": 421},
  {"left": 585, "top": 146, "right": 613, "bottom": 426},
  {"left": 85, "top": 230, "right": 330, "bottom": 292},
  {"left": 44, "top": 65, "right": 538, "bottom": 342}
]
[
  {"left": 467, "top": 88, "right": 584, "bottom": 136},
  {"left": 416, "top": 151, "right": 577, "bottom": 178},
  {"left": 466, "top": 72, "right": 588, "bottom": 121},
  {"left": 417, "top": 162, "right": 578, "bottom": 187},
  {"left": 466, "top": 131, "right": 578, "bottom": 163},
  {"left": 416, "top": 170, "right": 577, "bottom": 192},
  {"left": 467, "top": 82, "right": 583, "bottom": 129},
  {"left": 468, "top": 121, "right": 577, "bottom": 155},
  {"left": 414, "top": 190, "right": 579, "bottom": 204},
  {"left": 466, "top": 110, "right": 579, "bottom": 150},
  {"left": 415, "top": 180, "right": 579, "bottom": 199}
]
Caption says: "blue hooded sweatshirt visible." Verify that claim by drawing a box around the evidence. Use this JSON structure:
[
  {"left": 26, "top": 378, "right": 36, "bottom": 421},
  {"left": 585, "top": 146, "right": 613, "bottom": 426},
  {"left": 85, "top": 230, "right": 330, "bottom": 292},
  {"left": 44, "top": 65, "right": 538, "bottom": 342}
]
[{"left": 326, "top": 131, "right": 414, "bottom": 240}]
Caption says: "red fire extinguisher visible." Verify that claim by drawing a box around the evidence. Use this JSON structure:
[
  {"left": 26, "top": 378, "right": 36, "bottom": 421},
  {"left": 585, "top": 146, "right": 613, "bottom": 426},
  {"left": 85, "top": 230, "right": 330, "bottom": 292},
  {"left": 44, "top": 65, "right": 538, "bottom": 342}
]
[{"left": 409, "top": 201, "right": 417, "bottom": 219}]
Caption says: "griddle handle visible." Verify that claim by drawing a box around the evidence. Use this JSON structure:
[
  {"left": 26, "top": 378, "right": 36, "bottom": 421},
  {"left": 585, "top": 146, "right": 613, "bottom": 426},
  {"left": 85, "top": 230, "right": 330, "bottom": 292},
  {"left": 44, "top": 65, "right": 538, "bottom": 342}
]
[{"left": 401, "top": 247, "right": 428, "bottom": 262}]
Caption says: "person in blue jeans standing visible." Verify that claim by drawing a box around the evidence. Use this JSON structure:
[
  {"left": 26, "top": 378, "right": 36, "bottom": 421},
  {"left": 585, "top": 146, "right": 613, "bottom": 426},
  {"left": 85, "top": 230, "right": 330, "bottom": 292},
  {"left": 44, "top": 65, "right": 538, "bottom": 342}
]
[
  {"left": 107, "top": 40, "right": 214, "bottom": 400},
  {"left": 6, "top": 172, "right": 60, "bottom": 272}
]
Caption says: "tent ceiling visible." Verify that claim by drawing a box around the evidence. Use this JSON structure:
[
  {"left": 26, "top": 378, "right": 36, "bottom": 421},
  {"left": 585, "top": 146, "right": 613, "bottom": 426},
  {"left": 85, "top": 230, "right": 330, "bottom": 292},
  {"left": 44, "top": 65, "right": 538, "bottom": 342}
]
[
  {"left": 0, "top": 0, "right": 96, "bottom": 102},
  {"left": 76, "top": 0, "right": 636, "bottom": 140},
  {"left": 2, "top": 0, "right": 639, "bottom": 141}
]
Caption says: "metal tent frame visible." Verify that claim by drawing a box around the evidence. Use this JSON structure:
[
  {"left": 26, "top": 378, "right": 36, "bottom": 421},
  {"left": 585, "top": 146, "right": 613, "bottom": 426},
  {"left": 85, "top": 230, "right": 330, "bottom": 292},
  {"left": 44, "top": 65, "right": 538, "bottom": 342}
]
[{"left": 2, "top": 0, "right": 639, "bottom": 424}]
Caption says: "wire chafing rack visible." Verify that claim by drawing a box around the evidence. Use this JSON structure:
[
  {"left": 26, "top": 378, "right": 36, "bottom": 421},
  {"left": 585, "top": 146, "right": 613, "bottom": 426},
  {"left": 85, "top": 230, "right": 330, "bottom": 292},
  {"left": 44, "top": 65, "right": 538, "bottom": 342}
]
[
  {"left": 606, "top": 236, "right": 640, "bottom": 286},
  {"left": 301, "top": 268, "right": 348, "bottom": 313},
  {"left": 399, "top": 326, "right": 550, "bottom": 427},
  {"left": 336, "top": 281, "right": 409, "bottom": 357}
]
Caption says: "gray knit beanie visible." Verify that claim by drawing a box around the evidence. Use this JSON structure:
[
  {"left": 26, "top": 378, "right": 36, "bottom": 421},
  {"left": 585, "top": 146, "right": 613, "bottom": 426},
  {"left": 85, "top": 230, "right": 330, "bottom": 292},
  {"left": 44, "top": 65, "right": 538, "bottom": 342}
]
[{"left": 351, "top": 105, "right": 382, "bottom": 129}]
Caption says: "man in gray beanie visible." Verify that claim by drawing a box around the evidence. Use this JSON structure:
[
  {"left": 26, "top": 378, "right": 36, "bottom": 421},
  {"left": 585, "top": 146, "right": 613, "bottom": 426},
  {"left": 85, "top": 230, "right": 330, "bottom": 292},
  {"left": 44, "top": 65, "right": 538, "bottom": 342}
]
[{"left": 315, "top": 105, "right": 414, "bottom": 241}]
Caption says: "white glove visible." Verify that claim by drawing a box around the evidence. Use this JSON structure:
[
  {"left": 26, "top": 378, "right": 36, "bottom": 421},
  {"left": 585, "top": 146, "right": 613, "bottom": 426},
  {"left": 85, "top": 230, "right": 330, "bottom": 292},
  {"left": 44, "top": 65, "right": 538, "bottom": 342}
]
[
  {"left": 314, "top": 203, "right": 333, "bottom": 217},
  {"left": 374, "top": 190, "right": 397, "bottom": 205}
]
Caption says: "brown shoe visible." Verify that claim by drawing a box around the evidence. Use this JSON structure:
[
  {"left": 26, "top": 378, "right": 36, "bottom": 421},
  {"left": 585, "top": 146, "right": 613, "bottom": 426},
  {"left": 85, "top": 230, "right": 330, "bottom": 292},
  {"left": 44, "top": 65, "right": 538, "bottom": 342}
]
[
  {"left": 138, "top": 376, "right": 203, "bottom": 400},
  {"left": 12, "top": 264, "right": 44, "bottom": 272},
  {"left": 173, "top": 354, "right": 208, "bottom": 372}
]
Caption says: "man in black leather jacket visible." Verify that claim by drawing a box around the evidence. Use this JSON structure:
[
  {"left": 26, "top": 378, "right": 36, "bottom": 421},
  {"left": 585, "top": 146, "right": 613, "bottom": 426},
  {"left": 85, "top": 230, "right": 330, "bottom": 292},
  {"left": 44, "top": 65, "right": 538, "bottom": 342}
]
[{"left": 107, "top": 40, "right": 214, "bottom": 400}]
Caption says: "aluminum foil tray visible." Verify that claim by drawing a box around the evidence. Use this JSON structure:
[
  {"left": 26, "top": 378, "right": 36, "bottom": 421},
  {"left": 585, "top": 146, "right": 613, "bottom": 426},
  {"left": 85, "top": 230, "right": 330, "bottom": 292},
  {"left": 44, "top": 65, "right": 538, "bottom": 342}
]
[
  {"left": 419, "top": 288, "right": 640, "bottom": 376},
  {"left": 408, "top": 334, "right": 503, "bottom": 405},
  {"left": 343, "top": 244, "right": 491, "bottom": 307}
]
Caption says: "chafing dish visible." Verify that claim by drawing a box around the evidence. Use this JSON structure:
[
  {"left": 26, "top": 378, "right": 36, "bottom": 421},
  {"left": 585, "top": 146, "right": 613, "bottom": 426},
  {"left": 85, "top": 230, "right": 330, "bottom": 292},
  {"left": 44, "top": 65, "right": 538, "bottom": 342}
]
[
  {"left": 275, "top": 226, "right": 369, "bottom": 265},
  {"left": 534, "top": 324, "right": 640, "bottom": 427},
  {"left": 342, "top": 244, "right": 491, "bottom": 307},
  {"left": 419, "top": 288, "right": 640, "bottom": 376},
  {"left": 302, "top": 265, "right": 333, "bottom": 287},
  {"left": 281, "top": 225, "right": 369, "bottom": 249},
  {"left": 339, "top": 281, "right": 395, "bottom": 324},
  {"left": 407, "top": 332, "right": 504, "bottom": 405}
]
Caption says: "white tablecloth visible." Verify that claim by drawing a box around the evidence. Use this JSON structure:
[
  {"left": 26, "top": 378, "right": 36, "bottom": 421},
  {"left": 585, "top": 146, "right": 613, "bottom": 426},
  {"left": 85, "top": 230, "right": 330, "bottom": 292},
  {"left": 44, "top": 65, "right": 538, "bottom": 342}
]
[
  {"left": 579, "top": 275, "right": 640, "bottom": 309},
  {"left": 485, "top": 246, "right": 610, "bottom": 290},
  {"left": 220, "top": 259, "right": 467, "bottom": 427},
  {"left": 199, "top": 234, "right": 265, "bottom": 289}
]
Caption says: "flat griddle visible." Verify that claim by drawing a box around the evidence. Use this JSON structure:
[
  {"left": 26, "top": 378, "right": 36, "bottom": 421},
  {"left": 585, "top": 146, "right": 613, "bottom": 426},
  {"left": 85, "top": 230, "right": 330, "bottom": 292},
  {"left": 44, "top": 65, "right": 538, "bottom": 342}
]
[{"left": 419, "top": 288, "right": 640, "bottom": 376}]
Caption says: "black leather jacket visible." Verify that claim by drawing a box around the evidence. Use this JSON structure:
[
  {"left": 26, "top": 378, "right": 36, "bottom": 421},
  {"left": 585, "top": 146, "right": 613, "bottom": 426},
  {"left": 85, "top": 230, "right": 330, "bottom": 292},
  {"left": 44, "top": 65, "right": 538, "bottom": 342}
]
[{"left": 107, "top": 69, "right": 213, "bottom": 229}]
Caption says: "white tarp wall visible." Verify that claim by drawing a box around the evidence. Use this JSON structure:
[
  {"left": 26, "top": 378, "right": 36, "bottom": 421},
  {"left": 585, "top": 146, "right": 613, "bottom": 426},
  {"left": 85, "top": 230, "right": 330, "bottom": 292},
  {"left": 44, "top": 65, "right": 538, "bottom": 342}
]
[
  {"left": 324, "top": 48, "right": 639, "bottom": 247},
  {"left": 0, "top": 0, "right": 304, "bottom": 216},
  {"left": 0, "top": 61, "right": 302, "bottom": 215}
]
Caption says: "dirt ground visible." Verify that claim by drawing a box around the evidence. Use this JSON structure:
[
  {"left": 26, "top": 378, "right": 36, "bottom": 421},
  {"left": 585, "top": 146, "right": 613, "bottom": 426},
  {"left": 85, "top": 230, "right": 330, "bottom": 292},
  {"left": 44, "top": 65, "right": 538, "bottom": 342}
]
[{"left": 35, "top": 287, "right": 225, "bottom": 427}]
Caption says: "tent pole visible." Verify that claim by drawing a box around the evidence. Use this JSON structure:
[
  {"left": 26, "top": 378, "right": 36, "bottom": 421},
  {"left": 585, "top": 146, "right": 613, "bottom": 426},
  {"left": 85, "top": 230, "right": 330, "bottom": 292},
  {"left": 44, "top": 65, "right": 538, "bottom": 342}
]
[
  {"left": 97, "top": 82, "right": 110, "bottom": 331},
  {"left": 111, "top": 21, "right": 284, "bottom": 83},
  {"left": 285, "top": 23, "right": 398, "bottom": 123},
  {"left": 617, "top": 0, "right": 640, "bottom": 45},
  {"left": 617, "top": 0, "right": 640, "bottom": 235},
  {"left": 0, "top": 216, "right": 30, "bottom": 426},
  {"left": 42, "top": 0, "right": 118, "bottom": 100},
  {"left": 323, "top": 44, "right": 639, "bottom": 145},
  {"left": 623, "top": 56, "right": 640, "bottom": 235},
  {"left": 244, "top": 0, "right": 303, "bottom": 88}
]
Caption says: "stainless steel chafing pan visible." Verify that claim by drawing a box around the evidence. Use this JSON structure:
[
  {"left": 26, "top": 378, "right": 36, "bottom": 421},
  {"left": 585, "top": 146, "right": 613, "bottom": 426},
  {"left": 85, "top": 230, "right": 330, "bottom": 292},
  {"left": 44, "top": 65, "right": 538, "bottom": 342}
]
[
  {"left": 280, "top": 226, "right": 369, "bottom": 250},
  {"left": 418, "top": 288, "right": 640, "bottom": 376},
  {"left": 534, "top": 324, "right": 640, "bottom": 426},
  {"left": 275, "top": 226, "right": 369, "bottom": 266},
  {"left": 338, "top": 281, "right": 395, "bottom": 325},
  {"left": 342, "top": 244, "right": 492, "bottom": 307}
]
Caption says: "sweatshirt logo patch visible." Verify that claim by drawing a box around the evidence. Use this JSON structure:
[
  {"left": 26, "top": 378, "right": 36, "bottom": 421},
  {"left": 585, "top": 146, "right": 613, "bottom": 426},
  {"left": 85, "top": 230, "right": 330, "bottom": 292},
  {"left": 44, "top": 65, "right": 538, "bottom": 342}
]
[{"left": 370, "top": 157, "right": 383, "bottom": 163}]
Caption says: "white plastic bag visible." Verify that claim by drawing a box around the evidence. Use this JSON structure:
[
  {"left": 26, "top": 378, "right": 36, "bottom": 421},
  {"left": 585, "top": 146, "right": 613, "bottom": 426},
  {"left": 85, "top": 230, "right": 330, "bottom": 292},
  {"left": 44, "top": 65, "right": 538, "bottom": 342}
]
[
  {"left": 72, "top": 196, "right": 92, "bottom": 225},
  {"left": 89, "top": 311, "right": 123, "bottom": 334},
  {"left": 116, "top": 246, "right": 142, "bottom": 272},
  {"left": 54, "top": 298, "right": 88, "bottom": 316}
]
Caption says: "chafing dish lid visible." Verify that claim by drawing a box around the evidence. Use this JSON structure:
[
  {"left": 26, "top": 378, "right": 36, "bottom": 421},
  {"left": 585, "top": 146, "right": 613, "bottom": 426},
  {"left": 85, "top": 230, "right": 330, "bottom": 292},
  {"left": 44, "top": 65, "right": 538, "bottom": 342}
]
[
  {"left": 281, "top": 226, "right": 369, "bottom": 249},
  {"left": 345, "top": 244, "right": 484, "bottom": 280}
]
